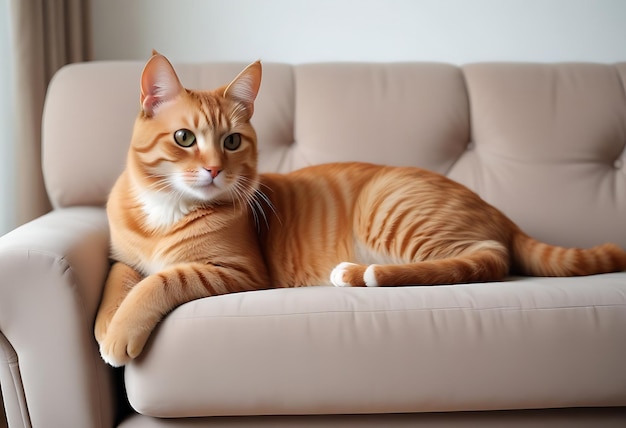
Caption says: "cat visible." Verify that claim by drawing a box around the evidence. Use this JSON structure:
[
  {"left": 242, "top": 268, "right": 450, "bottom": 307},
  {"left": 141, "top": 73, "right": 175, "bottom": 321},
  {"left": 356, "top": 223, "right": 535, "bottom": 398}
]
[{"left": 94, "top": 52, "right": 626, "bottom": 367}]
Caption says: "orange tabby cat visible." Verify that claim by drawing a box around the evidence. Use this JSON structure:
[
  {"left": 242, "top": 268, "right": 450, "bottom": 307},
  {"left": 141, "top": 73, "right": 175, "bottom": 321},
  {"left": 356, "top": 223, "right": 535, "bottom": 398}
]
[{"left": 95, "top": 53, "right": 626, "bottom": 367}]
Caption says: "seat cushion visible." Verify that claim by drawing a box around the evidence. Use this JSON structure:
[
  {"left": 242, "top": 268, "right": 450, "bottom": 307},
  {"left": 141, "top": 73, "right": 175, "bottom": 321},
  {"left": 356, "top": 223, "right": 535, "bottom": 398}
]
[{"left": 124, "top": 274, "right": 626, "bottom": 418}]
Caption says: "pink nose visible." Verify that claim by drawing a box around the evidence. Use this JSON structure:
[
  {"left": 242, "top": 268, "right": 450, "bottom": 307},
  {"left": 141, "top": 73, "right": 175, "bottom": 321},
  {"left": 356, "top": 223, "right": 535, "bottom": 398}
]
[{"left": 205, "top": 167, "right": 221, "bottom": 179}]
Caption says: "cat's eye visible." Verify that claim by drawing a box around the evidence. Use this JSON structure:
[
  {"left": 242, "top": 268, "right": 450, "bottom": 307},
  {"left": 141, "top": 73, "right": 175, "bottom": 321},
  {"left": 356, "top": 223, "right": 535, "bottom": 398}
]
[
  {"left": 174, "top": 129, "right": 196, "bottom": 147},
  {"left": 224, "top": 133, "right": 242, "bottom": 151}
]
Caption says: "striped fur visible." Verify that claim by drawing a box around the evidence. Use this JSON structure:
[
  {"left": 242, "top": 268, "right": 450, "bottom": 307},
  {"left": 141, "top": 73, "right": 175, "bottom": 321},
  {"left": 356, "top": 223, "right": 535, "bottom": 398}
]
[{"left": 95, "top": 54, "right": 626, "bottom": 366}]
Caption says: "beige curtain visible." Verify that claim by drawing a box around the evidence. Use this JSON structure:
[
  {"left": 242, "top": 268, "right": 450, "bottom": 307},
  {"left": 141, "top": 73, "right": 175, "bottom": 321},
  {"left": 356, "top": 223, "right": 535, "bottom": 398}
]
[{"left": 9, "top": 0, "right": 91, "bottom": 226}]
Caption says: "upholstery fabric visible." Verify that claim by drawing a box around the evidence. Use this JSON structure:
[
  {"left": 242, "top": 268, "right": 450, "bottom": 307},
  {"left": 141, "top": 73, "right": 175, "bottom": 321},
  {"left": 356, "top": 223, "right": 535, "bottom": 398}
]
[{"left": 126, "top": 276, "right": 626, "bottom": 417}]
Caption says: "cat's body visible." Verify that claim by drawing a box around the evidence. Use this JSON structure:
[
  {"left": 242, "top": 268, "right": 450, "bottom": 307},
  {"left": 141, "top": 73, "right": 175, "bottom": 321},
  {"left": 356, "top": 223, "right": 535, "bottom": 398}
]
[
  {"left": 260, "top": 163, "right": 510, "bottom": 287},
  {"left": 95, "top": 53, "right": 626, "bottom": 367}
]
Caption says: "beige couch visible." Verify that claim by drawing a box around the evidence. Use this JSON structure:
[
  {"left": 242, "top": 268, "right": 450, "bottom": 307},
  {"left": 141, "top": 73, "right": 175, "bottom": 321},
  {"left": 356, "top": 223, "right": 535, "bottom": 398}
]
[{"left": 1, "top": 61, "right": 626, "bottom": 427}]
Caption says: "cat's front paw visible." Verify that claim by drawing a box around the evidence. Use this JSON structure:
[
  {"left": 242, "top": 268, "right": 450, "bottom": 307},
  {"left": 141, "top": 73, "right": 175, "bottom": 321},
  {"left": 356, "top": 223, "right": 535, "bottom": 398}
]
[{"left": 99, "top": 320, "right": 151, "bottom": 367}]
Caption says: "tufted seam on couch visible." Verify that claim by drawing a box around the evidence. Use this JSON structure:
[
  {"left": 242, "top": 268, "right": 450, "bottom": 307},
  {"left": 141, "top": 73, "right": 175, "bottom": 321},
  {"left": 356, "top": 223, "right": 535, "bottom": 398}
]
[
  {"left": 612, "top": 63, "right": 626, "bottom": 172},
  {"left": 441, "top": 66, "right": 474, "bottom": 177}
]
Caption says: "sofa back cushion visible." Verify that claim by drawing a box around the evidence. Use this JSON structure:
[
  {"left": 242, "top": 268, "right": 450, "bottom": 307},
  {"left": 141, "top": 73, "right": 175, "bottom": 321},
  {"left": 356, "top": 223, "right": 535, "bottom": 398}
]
[
  {"left": 42, "top": 61, "right": 626, "bottom": 248},
  {"left": 452, "top": 63, "right": 626, "bottom": 248}
]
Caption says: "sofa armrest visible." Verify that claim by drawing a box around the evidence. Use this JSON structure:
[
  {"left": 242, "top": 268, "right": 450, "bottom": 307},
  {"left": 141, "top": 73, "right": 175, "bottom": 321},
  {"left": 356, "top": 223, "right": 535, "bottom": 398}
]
[{"left": 0, "top": 207, "right": 115, "bottom": 428}]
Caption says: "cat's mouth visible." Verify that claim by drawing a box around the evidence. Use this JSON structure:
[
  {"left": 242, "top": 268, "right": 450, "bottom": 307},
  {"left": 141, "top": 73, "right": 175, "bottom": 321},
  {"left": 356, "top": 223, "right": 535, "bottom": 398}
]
[
  {"left": 189, "top": 180, "right": 226, "bottom": 201},
  {"left": 193, "top": 177, "right": 220, "bottom": 189}
]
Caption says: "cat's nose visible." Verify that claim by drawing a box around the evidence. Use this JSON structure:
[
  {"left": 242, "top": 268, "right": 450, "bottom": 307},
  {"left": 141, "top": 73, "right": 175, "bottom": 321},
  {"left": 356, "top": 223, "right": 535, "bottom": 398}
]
[{"left": 205, "top": 167, "right": 222, "bottom": 179}]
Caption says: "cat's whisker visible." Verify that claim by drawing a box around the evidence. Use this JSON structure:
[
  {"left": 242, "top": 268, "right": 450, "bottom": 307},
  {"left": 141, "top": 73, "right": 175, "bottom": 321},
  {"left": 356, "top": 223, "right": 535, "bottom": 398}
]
[
  {"left": 247, "top": 183, "right": 274, "bottom": 229},
  {"left": 149, "top": 174, "right": 186, "bottom": 203},
  {"left": 228, "top": 182, "right": 248, "bottom": 220},
  {"left": 234, "top": 176, "right": 281, "bottom": 226},
  {"left": 248, "top": 199, "right": 261, "bottom": 231},
  {"left": 143, "top": 173, "right": 177, "bottom": 193},
  {"left": 231, "top": 179, "right": 264, "bottom": 231},
  {"left": 253, "top": 189, "right": 282, "bottom": 226},
  {"left": 146, "top": 182, "right": 172, "bottom": 193},
  {"left": 250, "top": 194, "right": 269, "bottom": 230}
]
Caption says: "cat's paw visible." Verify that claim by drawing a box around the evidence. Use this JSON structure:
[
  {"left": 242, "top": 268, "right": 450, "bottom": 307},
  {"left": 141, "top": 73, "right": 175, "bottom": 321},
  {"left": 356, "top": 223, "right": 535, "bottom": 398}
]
[
  {"left": 363, "top": 264, "right": 379, "bottom": 287},
  {"left": 331, "top": 262, "right": 357, "bottom": 286},
  {"left": 331, "top": 263, "right": 380, "bottom": 287},
  {"left": 330, "top": 262, "right": 372, "bottom": 287},
  {"left": 99, "top": 320, "right": 151, "bottom": 367}
]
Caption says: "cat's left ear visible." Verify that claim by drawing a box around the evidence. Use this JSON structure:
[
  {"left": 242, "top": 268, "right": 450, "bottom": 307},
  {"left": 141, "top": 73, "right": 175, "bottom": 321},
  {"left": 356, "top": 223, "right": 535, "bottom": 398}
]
[
  {"left": 223, "top": 61, "right": 262, "bottom": 116},
  {"left": 140, "top": 53, "right": 185, "bottom": 117}
]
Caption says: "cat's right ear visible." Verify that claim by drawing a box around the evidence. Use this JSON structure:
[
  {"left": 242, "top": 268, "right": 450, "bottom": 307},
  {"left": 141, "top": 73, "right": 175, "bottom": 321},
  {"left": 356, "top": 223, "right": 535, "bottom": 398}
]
[
  {"left": 223, "top": 61, "right": 262, "bottom": 117},
  {"left": 140, "top": 54, "right": 184, "bottom": 117}
]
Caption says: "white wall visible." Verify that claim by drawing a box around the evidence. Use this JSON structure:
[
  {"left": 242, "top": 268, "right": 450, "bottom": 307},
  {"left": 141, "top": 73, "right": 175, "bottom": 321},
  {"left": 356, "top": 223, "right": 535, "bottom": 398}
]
[{"left": 92, "top": 0, "right": 626, "bottom": 63}]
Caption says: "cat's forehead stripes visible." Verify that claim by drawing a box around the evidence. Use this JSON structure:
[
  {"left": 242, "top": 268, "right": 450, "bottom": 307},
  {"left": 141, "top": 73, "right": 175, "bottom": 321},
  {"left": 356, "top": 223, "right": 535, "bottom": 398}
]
[
  {"left": 189, "top": 91, "right": 232, "bottom": 132},
  {"left": 189, "top": 89, "right": 252, "bottom": 133}
]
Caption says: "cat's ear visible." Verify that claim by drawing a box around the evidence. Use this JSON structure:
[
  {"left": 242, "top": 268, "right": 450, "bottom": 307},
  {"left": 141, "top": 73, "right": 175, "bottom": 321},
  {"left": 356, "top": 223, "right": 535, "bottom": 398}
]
[
  {"left": 223, "top": 61, "right": 262, "bottom": 116},
  {"left": 140, "top": 53, "right": 184, "bottom": 117}
]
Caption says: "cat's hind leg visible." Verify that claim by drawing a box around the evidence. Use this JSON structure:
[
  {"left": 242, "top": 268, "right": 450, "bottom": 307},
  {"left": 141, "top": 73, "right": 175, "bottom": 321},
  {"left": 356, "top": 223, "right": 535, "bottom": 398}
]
[
  {"left": 330, "top": 262, "right": 368, "bottom": 287},
  {"left": 331, "top": 241, "right": 510, "bottom": 287}
]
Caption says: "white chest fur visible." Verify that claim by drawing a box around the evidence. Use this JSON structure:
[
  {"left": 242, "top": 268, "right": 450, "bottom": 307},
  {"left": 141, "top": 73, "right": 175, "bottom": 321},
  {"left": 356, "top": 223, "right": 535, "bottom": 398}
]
[{"left": 136, "top": 189, "right": 196, "bottom": 230}]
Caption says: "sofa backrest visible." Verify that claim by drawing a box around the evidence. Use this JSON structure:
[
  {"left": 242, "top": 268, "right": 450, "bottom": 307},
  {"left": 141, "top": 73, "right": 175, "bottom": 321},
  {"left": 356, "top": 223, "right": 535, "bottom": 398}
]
[{"left": 42, "top": 61, "right": 626, "bottom": 248}]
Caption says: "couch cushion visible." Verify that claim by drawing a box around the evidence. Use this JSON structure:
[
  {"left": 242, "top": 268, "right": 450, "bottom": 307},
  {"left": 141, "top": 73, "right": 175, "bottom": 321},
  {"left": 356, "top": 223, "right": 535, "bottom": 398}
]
[
  {"left": 448, "top": 63, "right": 626, "bottom": 248},
  {"left": 125, "top": 274, "right": 626, "bottom": 418},
  {"left": 285, "top": 63, "right": 469, "bottom": 173}
]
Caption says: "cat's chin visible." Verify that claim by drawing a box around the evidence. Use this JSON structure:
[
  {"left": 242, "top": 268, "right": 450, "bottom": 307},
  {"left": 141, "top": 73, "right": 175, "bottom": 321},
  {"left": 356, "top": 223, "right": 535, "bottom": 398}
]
[{"left": 184, "top": 184, "right": 231, "bottom": 205}]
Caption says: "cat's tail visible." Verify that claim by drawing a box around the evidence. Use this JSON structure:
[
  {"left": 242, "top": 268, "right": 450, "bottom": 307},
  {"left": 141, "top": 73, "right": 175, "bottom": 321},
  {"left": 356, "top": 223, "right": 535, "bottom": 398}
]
[{"left": 511, "top": 231, "right": 626, "bottom": 277}]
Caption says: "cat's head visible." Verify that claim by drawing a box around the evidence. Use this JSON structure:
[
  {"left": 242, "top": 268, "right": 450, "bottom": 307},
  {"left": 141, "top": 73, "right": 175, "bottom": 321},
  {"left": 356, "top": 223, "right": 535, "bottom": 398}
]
[{"left": 128, "top": 53, "right": 262, "bottom": 209}]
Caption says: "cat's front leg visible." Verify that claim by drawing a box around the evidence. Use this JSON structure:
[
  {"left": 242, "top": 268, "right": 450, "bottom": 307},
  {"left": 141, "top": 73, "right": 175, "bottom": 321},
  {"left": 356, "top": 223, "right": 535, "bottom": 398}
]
[
  {"left": 99, "top": 262, "right": 259, "bottom": 367},
  {"left": 94, "top": 262, "right": 143, "bottom": 344}
]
